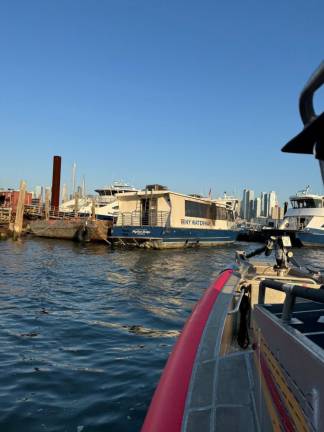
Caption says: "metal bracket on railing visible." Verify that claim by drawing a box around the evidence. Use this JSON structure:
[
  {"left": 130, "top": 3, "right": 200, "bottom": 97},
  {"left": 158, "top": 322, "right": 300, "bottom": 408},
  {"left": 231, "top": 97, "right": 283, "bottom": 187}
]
[{"left": 228, "top": 288, "right": 246, "bottom": 315}]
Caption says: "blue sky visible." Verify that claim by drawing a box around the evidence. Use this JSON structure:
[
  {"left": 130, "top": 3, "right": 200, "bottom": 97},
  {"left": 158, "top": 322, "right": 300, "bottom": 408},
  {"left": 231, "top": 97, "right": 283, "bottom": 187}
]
[{"left": 0, "top": 0, "right": 323, "bottom": 203}]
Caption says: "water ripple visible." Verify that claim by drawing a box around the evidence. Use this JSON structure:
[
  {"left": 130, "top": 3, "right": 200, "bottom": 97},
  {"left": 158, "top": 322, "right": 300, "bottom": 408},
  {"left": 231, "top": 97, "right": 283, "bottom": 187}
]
[{"left": 0, "top": 237, "right": 323, "bottom": 431}]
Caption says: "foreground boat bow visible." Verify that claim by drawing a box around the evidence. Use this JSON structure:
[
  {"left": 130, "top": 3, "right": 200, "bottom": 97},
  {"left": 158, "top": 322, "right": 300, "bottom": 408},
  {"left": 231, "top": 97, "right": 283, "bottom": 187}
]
[{"left": 142, "top": 240, "right": 324, "bottom": 431}]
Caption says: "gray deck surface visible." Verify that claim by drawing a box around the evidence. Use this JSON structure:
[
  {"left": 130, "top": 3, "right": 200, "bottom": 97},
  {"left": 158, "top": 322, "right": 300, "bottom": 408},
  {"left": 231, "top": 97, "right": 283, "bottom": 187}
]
[
  {"left": 182, "top": 274, "right": 262, "bottom": 432},
  {"left": 184, "top": 351, "right": 259, "bottom": 432}
]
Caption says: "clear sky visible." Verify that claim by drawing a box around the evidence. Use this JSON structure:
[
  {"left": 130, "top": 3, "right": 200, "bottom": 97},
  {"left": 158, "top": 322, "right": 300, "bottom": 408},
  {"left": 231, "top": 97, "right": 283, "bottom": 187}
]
[{"left": 0, "top": 0, "right": 323, "bottom": 203}]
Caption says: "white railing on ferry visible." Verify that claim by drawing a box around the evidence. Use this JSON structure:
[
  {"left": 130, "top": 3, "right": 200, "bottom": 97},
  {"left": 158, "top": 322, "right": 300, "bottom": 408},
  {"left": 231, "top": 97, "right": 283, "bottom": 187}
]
[{"left": 117, "top": 211, "right": 170, "bottom": 227}]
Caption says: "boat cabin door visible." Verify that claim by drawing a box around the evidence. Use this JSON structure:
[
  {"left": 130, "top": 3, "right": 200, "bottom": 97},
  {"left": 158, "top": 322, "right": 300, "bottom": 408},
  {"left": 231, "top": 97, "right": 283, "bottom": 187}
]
[{"left": 141, "top": 198, "right": 157, "bottom": 225}]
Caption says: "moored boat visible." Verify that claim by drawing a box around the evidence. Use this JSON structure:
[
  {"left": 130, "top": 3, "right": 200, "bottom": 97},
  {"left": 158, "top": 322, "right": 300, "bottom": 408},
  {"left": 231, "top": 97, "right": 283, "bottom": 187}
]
[
  {"left": 279, "top": 186, "right": 324, "bottom": 247},
  {"left": 60, "top": 181, "right": 138, "bottom": 221},
  {"left": 110, "top": 185, "right": 239, "bottom": 249}
]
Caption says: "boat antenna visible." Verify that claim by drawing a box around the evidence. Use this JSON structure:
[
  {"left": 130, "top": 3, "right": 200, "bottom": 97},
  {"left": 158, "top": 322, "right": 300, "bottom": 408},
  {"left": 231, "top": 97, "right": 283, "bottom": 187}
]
[{"left": 282, "top": 61, "right": 324, "bottom": 185}]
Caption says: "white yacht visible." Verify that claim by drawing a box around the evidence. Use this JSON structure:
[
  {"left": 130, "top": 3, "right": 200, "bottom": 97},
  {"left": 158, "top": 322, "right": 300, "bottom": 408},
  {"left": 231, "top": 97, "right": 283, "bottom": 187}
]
[
  {"left": 60, "top": 181, "right": 138, "bottom": 221},
  {"left": 279, "top": 186, "right": 324, "bottom": 246}
]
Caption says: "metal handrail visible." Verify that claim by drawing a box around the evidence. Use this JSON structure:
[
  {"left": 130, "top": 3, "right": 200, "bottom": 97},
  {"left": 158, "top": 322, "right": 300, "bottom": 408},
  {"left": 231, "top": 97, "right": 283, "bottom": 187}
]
[
  {"left": 117, "top": 210, "right": 170, "bottom": 227},
  {"left": 258, "top": 279, "right": 324, "bottom": 323},
  {"left": 228, "top": 289, "right": 246, "bottom": 315},
  {"left": 252, "top": 275, "right": 317, "bottom": 285}
]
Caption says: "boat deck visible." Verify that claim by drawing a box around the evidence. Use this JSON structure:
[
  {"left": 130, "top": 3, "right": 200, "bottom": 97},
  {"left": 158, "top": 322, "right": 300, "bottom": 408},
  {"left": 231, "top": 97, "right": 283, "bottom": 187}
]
[
  {"left": 181, "top": 273, "right": 269, "bottom": 432},
  {"left": 264, "top": 300, "right": 324, "bottom": 349},
  {"left": 183, "top": 350, "right": 263, "bottom": 432}
]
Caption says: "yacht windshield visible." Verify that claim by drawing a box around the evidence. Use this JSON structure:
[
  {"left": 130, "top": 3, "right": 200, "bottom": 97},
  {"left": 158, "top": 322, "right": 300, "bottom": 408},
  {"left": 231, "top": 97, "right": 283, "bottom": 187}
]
[{"left": 291, "top": 198, "right": 322, "bottom": 208}]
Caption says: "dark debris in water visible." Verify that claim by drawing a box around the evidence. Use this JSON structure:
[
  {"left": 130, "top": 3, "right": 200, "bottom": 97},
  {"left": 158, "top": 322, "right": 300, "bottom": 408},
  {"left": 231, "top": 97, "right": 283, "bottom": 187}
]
[{"left": 20, "top": 332, "right": 39, "bottom": 337}]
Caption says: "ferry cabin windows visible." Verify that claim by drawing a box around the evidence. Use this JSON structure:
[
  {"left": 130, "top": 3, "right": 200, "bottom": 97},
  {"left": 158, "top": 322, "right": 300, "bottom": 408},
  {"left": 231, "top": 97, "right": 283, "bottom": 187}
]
[
  {"left": 185, "top": 201, "right": 210, "bottom": 219},
  {"left": 185, "top": 200, "right": 233, "bottom": 221}
]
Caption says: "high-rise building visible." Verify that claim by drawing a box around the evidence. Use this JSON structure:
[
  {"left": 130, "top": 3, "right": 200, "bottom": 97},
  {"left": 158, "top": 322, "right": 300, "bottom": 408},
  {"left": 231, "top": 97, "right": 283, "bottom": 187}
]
[
  {"left": 62, "top": 184, "right": 68, "bottom": 203},
  {"left": 81, "top": 176, "right": 86, "bottom": 198},
  {"left": 34, "top": 185, "right": 43, "bottom": 201},
  {"left": 241, "top": 189, "right": 248, "bottom": 219},
  {"left": 246, "top": 190, "right": 254, "bottom": 220},
  {"left": 260, "top": 192, "right": 266, "bottom": 216},
  {"left": 267, "top": 191, "right": 277, "bottom": 218},
  {"left": 271, "top": 205, "right": 284, "bottom": 220},
  {"left": 263, "top": 193, "right": 269, "bottom": 217},
  {"left": 254, "top": 197, "right": 262, "bottom": 218}
]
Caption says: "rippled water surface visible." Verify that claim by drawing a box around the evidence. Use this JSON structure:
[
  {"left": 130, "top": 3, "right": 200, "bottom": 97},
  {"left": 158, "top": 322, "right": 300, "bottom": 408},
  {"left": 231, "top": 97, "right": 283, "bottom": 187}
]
[{"left": 0, "top": 238, "right": 323, "bottom": 431}]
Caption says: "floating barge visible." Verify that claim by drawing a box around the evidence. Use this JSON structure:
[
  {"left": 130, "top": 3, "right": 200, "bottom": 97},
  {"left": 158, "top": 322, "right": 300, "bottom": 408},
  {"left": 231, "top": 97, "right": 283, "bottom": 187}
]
[{"left": 29, "top": 218, "right": 111, "bottom": 242}]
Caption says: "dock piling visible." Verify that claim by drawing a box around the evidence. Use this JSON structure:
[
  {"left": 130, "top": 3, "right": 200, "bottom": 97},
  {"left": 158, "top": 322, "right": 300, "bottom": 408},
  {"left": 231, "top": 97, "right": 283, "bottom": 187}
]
[
  {"left": 13, "top": 180, "right": 26, "bottom": 240},
  {"left": 45, "top": 189, "right": 50, "bottom": 220}
]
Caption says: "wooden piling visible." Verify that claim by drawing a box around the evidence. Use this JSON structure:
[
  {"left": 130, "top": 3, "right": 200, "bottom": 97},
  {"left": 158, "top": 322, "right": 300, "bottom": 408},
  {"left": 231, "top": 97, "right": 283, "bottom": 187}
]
[
  {"left": 13, "top": 180, "right": 26, "bottom": 240},
  {"left": 38, "top": 187, "right": 43, "bottom": 214},
  {"left": 45, "top": 188, "right": 50, "bottom": 220},
  {"left": 91, "top": 198, "right": 96, "bottom": 221}
]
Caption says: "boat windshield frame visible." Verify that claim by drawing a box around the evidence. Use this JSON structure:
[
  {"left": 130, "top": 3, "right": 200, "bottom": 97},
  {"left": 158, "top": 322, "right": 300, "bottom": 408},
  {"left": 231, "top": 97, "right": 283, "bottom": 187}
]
[{"left": 290, "top": 197, "right": 323, "bottom": 209}]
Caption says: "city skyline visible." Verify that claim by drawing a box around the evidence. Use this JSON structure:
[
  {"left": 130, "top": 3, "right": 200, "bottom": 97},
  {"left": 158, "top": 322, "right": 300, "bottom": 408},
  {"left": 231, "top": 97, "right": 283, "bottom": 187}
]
[
  {"left": 240, "top": 188, "right": 284, "bottom": 221},
  {"left": 2, "top": 173, "right": 320, "bottom": 207}
]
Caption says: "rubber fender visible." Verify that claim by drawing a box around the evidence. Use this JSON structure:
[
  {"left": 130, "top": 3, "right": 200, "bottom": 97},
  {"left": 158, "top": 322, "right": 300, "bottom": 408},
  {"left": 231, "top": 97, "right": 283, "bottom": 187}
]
[{"left": 76, "top": 226, "right": 91, "bottom": 242}]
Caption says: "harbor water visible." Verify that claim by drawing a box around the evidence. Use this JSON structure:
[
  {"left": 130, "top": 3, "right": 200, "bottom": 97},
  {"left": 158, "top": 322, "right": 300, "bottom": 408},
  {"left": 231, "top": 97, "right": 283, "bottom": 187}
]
[{"left": 0, "top": 238, "right": 323, "bottom": 432}]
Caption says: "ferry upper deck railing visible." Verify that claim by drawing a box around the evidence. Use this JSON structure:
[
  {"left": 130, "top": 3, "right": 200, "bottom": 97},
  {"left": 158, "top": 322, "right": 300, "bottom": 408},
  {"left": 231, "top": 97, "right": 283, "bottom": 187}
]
[{"left": 117, "top": 210, "right": 170, "bottom": 227}]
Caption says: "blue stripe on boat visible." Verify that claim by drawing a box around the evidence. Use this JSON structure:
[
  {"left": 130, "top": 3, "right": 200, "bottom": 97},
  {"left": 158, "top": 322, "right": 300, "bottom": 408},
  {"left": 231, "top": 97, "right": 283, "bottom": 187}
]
[
  {"left": 111, "top": 226, "right": 238, "bottom": 243},
  {"left": 297, "top": 229, "right": 324, "bottom": 247}
]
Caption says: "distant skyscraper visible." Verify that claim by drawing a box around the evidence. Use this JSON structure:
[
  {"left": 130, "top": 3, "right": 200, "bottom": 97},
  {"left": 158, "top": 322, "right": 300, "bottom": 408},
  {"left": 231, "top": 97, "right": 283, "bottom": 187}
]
[
  {"left": 81, "top": 176, "right": 86, "bottom": 197},
  {"left": 254, "top": 197, "right": 262, "bottom": 218},
  {"left": 77, "top": 185, "right": 82, "bottom": 197},
  {"left": 72, "top": 162, "right": 77, "bottom": 196},
  {"left": 34, "top": 185, "right": 42, "bottom": 201},
  {"left": 62, "top": 184, "right": 68, "bottom": 203},
  {"left": 241, "top": 189, "right": 255, "bottom": 220},
  {"left": 260, "top": 192, "right": 266, "bottom": 216},
  {"left": 241, "top": 189, "right": 248, "bottom": 219},
  {"left": 246, "top": 190, "right": 254, "bottom": 220},
  {"left": 268, "top": 191, "right": 277, "bottom": 218},
  {"left": 264, "top": 193, "right": 269, "bottom": 217}
]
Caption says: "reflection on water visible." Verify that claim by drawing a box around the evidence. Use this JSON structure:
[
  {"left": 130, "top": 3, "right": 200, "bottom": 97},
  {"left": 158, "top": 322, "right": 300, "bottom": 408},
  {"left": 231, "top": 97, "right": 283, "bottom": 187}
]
[{"left": 0, "top": 237, "right": 323, "bottom": 431}]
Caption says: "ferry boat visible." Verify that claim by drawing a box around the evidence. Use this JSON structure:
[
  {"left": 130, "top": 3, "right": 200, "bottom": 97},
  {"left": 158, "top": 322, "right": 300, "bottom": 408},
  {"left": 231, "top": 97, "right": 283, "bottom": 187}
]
[
  {"left": 141, "top": 62, "right": 324, "bottom": 430},
  {"left": 279, "top": 187, "right": 324, "bottom": 247},
  {"left": 110, "top": 185, "right": 238, "bottom": 248}
]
